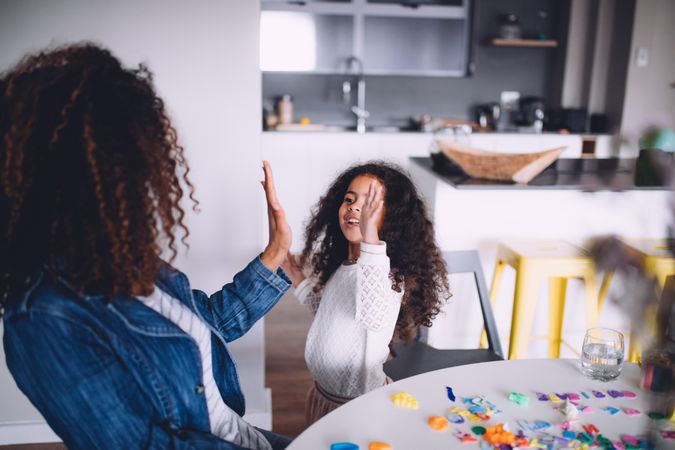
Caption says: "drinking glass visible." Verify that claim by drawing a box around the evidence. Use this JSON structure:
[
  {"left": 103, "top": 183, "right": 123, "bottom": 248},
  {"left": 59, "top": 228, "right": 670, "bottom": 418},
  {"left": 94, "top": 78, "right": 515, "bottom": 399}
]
[{"left": 580, "top": 327, "right": 625, "bottom": 381}]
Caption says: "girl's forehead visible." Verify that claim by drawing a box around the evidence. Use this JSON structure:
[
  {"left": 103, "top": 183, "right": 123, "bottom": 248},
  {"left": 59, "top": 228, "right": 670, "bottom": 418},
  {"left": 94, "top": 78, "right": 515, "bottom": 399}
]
[{"left": 347, "top": 174, "right": 383, "bottom": 191}]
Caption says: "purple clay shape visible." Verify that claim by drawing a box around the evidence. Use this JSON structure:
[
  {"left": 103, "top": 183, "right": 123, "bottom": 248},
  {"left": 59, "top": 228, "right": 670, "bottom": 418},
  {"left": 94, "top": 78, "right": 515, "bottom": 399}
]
[
  {"left": 607, "top": 390, "right": 623, "bottom": 398},
  {"left": 446, "top": 386, "right": 456, "bottom": 402},
  {"left": 592, "top": 390, "right": 606, "bottom": 398},
  {"left": 622, "top": 390, "right": 637, "bottom": 398},
  {"left": 536, "top": 392, "right": 548, "bottom": 401},
  {"left": 556, "top": 393, "right": 568, "bottom": 400}
]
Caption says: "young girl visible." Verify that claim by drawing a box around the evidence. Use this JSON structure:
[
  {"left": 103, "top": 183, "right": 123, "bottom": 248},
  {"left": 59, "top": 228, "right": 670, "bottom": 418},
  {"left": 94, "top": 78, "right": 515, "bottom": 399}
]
[{"left": 283, "top": 161, "right": 451, "bottom": 424}]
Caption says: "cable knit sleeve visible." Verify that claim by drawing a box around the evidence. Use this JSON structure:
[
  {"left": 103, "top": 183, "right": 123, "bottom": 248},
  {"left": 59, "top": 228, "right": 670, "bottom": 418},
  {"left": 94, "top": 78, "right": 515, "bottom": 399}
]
[
  {"left": 294, "top": 277, "right": 322, "bottom": 316},
  {"left": 355, "top": 241, "right": 404, "bottom": 332}
]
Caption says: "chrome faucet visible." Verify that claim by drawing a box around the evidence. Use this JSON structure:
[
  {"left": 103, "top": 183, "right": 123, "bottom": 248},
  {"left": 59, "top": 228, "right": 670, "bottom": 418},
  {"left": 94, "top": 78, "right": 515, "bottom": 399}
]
[{"left": 342, "top": 56, "right": 369, "bottom": 134}]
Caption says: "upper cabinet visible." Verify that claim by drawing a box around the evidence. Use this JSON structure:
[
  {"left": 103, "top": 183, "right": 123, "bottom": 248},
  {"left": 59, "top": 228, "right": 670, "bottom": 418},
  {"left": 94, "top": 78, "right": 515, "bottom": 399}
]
[{"left": 260, "top": 0, "right": 472, "bottom": 76}]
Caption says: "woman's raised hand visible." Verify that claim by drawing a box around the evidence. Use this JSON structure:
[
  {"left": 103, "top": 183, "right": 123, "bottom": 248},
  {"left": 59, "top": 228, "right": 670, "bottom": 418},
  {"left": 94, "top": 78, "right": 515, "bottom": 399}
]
[
  {"left": 260, "top": 160, "right": 292, "bottom": 271},
  {"left": 359, "top": 180, "right": 384, "bottom": 245}
]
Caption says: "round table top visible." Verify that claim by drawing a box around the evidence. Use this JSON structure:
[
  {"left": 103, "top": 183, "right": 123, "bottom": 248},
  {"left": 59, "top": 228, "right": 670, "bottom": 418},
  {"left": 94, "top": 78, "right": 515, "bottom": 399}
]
[{"left": 287, "top": 359, "right": 674, "bottom": 449}]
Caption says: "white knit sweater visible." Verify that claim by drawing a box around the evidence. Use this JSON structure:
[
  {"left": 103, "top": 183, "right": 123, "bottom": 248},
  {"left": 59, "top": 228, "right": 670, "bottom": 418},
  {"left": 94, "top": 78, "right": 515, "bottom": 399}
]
[{"left": 295, "top": 241, "right": 404, "bottom": 398}]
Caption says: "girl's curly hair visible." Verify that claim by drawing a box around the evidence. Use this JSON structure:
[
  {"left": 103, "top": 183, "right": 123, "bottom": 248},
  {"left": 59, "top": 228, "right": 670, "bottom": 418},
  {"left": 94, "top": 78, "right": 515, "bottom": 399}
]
[
  {"left": 300, "top": 161, "right": 450, "bottom": 341},
  {"left": 0, "top": 42, "right": 197, "bottom": 311}
]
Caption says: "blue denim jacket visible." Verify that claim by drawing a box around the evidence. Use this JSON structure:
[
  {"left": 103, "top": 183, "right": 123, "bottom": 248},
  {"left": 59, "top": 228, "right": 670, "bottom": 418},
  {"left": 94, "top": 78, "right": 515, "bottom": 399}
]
[{"left": 3, "top": 256, "right": 290, "bottom": 449}]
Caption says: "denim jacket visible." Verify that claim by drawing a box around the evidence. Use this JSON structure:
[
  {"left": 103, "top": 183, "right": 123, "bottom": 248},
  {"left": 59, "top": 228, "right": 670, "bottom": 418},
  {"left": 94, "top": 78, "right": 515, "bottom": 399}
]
[{"left": 3, "top": 256, "right": 291, "bottom": 449}]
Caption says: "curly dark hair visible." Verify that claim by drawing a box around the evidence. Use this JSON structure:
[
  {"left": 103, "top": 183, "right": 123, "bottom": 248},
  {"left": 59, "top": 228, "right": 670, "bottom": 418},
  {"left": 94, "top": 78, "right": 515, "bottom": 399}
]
[
  {"left": 300, "top": 161, "right": 450, "bottom": 341},
  {"left": 0, "top": 42, "right": 197, "bottom": 311}
]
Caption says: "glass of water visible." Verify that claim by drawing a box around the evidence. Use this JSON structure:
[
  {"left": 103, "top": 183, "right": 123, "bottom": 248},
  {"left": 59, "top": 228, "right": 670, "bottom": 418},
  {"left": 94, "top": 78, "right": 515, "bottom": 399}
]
[{"left": 581, "top": 327, "right": 625, "bottom": 381}]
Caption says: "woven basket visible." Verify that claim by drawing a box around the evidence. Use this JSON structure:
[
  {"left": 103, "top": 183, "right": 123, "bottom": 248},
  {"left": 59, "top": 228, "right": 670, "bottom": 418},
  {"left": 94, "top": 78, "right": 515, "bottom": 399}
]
[{"left": 436, "top": 139, "right": 566, "bottom": 184}]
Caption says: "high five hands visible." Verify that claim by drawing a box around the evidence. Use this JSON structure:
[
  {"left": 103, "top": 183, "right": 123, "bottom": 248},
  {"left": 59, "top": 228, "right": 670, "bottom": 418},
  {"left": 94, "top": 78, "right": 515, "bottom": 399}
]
[
  {"left": 260, "top": 160, "right": 292, "bottom": 272},
  {"left": 359, "top": 180, "right": 384, "bottom": 245}
]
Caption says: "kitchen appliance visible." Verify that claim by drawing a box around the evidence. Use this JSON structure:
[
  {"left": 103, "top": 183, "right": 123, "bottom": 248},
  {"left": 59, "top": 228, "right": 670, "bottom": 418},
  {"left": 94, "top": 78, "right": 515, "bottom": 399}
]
[
  {"left": 473, "top": 103, "right": 501, "bottom": 131},
  {"left": 518, "top": 97, "right": 546, "bottom": 132}
]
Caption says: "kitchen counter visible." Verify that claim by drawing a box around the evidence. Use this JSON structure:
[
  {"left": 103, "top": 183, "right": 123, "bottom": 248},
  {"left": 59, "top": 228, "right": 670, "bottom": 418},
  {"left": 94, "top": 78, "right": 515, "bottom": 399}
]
[
  {"left": 415, "top": 155, "right": 671, "bottom": 190},
  {"left": 408, "top": 156, "right": 672, "bottom": 358}
]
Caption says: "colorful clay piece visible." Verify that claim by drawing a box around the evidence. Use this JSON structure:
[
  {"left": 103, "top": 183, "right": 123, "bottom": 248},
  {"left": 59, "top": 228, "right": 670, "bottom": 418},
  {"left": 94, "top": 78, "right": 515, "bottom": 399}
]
[
  {"left": 622, "top": 390, "right": 637, "bottom": 398},
  {"left": 508, "top": 392, "right": 529, "bottom": 406},
  {"left": 607, "top": 389, "right": 624, "bottom": 398},
  {"left": 446, "top": 386, "right": 456, "bottom": 402},
  {"left": 471, "top": 426, "right": 486, "bottom": 435},
  {"left": 567, "top": 393, "right": 581, "bottom": 401},
  {"left": 647, "top": 411, "right": 666, "bottom": 420},
  {"left": 577, "top": 404, "right": 594, "bottom": 414},
  {"left": 516, "top": 420, "right": 551, "bottom": 432},
  {"left": 427, "top": 415, "right": 449, "bottom": 431},
  {"left": 368, "top": 442, "right": 392, "bottom": 450},
  {"left": 390, "top": 392, "right": 419, "bottom": 409},
  {"left": 548, "top": 393, "right": 562, "bottom": 403},
  {"left": 446, "top": 411, "right": 465, "bottom": 424},
  {"left": 536, "top": 392, "right": 548, "bottom": 401},
  {"left": 592, "top": 390, "right": 606, "bottom": 398},
  {"left": 621, "top": 435, "right": 639, "bottom": 445},
  {"left": 604, "top": 406, "right": 620, "bottom": 415},
  {"left": 578, "top": 431, "right": 594, "bottom": 443},
  {"left": 661, "top": 430, "right": 675, "bottom": 440},
  {"left": 623, "top": 408, "right": 641, "bottom": 416},
  {"left": 562, "top": 430, "right": 576, "bottom": 439},
  {"left": 453, "top": 430, "right": 477, "bottom": 444},
  {"left": 582, "top": 424, "right": 599, "bottom": 434},
  {"left": 482, "top": 424, "right": 515, "bottom": 446},
  {"left": 527, "top": 439, "right": 548, "bottom": 449},
  {"left": 555, "top": 393, "right": 569, "bottom": 400},
  {"left": 581, "top": 391, "right": 591, "bottom": 399},
  {"left": 331, "top": 443, "right": 359, "bottom": 450}
]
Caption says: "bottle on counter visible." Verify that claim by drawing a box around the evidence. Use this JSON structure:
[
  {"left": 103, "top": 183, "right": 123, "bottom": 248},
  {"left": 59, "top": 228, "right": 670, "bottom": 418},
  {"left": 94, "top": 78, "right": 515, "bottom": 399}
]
[{"left": 277, "top": 94, "right": 294, "bottom": 126}]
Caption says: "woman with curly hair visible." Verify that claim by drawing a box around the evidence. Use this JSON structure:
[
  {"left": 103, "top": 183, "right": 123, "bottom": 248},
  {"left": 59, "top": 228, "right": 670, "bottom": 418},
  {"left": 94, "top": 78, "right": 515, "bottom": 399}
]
[
  {"left": 1, "top": 43, "right": 293, "bottom": 449},
  {"left": 283, "top": 161, "right": 450, "bottom": 425}
]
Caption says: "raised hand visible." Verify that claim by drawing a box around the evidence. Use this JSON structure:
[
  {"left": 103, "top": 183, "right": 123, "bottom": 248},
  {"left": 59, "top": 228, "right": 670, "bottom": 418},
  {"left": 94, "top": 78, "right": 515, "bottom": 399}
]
[
  {"left": 281, "top": 251, "right": 305, "bottom": 288},
  {"left": 260, "top": 160, "right": 292, "bottom": 271},
  {"left": 359, "top": 180, "right": 384, "bottom": 245}
]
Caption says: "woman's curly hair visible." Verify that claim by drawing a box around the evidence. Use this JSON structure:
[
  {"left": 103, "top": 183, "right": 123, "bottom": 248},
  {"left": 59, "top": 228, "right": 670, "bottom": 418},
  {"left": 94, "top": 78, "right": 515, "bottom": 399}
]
[
  {"left": 0, "top": 42, "right": 197, "bottom": 311},
  {"left": 300, "top": 161, "right": 451, "bottom": 341}
]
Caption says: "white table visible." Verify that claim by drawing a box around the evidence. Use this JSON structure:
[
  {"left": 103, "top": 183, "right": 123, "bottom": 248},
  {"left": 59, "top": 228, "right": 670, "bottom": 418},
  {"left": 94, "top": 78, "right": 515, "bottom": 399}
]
[{"left": 287, "top": 359, "right": 674, "bottom": 449}]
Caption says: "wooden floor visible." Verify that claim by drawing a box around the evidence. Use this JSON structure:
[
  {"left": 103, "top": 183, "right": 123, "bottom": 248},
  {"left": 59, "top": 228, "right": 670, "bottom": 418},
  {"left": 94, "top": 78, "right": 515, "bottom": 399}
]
[{"left": 265, "top": 292, "right": 314, "bottom": 438}]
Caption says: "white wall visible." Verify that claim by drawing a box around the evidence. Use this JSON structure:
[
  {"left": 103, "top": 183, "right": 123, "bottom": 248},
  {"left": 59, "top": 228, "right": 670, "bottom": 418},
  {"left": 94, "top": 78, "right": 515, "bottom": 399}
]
[
  {"left": 620, "top": 0, "right": 675, "bottom": 142},
  {"left": 0, "top": 0, "right": 271, "bottom": 442}
]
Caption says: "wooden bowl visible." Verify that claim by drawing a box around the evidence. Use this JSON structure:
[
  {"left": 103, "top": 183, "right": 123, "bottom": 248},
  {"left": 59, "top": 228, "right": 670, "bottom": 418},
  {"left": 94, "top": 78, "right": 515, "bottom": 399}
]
[{"left": 436, "top": 139, "right": 566, "bottom": 184}]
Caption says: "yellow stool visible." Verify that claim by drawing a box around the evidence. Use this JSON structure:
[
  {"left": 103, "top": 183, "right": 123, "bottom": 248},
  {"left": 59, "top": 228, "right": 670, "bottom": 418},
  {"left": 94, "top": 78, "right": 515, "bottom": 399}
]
[
  {"left": 488, "top": 240, "right": 599, "bottom": 360},
  {"left": 598, "top": 238, "right": 675, "bottom": 363}
]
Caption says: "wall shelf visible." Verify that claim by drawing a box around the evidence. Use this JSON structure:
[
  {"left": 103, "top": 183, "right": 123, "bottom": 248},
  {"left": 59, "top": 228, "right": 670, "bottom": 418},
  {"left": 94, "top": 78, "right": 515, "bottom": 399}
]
[{"left": 490, "top": 38, "right": 558, "bottom": 48}]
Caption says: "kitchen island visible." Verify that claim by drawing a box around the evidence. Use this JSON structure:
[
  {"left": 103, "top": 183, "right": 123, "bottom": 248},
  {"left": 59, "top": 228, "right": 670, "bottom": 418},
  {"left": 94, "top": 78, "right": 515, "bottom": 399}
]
[{"left": 408, "top": 155, "right": 673, "bottom": 358}]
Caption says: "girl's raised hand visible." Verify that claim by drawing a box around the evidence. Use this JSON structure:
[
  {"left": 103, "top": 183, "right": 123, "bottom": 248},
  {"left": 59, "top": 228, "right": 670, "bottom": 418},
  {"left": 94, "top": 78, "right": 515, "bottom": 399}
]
[
  {"left": 281, "top": 251, "right": 305, "bottom": 288},
  {"left": 260, "top": 160, "right": 292, "bottom": 271},
  {"left": 359, "top": 180, "right": 384, "bottom": 245}
]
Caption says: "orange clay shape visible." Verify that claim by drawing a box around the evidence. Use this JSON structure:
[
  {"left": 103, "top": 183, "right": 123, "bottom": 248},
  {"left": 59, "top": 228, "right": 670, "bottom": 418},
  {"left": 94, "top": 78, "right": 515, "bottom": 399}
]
[
  {"left": 390, "top": 392, "right": 419, "bottom": 409},
  {"left": 483, "top": 424, "right": 515, "bottom": 445},
  {"left": 369, "top": 442, "right": 392, "bottom": 450},
  {"left": 427, "top": 416, "right": 450, "bottom": 431}
]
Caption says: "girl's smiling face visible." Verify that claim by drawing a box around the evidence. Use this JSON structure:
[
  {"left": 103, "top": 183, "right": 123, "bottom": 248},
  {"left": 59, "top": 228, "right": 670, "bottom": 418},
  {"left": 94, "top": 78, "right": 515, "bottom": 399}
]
[{"left": 338, "top": 175, "right": 385, "bottom": 244}]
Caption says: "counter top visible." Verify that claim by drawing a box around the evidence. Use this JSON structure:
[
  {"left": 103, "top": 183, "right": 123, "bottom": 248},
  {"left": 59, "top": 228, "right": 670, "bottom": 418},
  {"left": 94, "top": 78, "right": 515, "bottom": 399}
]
[{"left": 412, "top": 155, "right": 671, "bottom": 190}]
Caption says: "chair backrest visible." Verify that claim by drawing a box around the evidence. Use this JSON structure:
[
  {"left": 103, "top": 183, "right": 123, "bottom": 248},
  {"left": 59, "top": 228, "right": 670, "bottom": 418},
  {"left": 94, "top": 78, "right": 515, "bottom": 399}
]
[{"left": 441, "top": 250, "right": 503, "bottom": 358}]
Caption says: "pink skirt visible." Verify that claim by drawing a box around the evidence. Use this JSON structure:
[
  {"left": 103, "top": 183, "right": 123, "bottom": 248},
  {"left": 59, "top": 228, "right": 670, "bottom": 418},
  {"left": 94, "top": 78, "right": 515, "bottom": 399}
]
[{"left": 305, "top": 377, "right": 392, "bottom": 427}]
